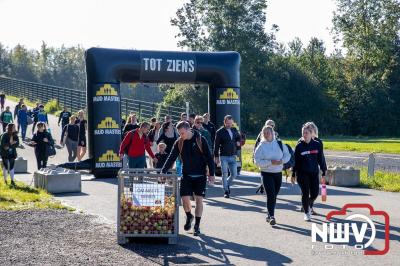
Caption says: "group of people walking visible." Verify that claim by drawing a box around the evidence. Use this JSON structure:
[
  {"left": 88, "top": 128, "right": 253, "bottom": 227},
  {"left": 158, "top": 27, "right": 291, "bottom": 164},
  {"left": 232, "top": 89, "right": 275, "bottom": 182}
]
[
  {"left": 0, "top": 97, "right": 88, "bottom": 185},
  {"left": 254, "top": 120, "right": 327, "bottom": 224}
]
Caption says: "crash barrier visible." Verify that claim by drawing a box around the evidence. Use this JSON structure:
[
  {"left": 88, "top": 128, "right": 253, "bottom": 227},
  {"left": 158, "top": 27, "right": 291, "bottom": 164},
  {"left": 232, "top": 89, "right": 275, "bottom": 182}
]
[
  {"left": 117, "top": 168, "right": 179, "bottom": 245},
  {"left": 34, "top": 167, "right": 81, "bottom": 193}
]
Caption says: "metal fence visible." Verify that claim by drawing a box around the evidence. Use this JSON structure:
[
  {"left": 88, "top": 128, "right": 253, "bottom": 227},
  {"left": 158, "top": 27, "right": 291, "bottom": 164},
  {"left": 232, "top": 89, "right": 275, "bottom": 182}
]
[{"left": 0, "top": 76, "right": 186, "bottom": 122}]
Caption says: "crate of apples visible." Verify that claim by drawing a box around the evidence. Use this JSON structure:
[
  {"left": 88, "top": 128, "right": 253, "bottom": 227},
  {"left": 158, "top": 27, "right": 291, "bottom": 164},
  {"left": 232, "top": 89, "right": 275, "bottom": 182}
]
[{"left": 119, "top": 195, "right": 176, "bottom": 235}]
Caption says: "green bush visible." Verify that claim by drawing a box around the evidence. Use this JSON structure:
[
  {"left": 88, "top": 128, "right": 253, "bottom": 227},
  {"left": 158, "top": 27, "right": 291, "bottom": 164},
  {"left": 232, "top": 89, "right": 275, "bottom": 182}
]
[{"left": 44, "top": 99, "right": 60, "bottom": 114}]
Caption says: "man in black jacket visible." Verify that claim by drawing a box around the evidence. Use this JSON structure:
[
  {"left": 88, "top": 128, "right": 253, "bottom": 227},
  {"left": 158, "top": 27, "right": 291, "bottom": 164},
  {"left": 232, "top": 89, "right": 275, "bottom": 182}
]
[
  {"left": 202, "top": 113, "right": 216, "bottom": 143},
  {"left": 161, "top": 121, "right": 215, "bottom": 236},
  {"left": 214, "top": 115, "right": 241, "bottom": 198}
]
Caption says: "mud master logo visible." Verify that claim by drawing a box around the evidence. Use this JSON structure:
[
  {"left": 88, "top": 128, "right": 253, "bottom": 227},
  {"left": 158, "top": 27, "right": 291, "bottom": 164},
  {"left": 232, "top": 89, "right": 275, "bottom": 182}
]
[
  {"left": 93, "top": 84, "right": 120, "bottom": 102},
  {"left": 216, "top": 88, "right": 240, "bottom": 105},
  {"left": 94, "top": 117, "right": 121, "bottom": 135},
  {"left": 311, "top": 204, "right": 390, "bottom": 255},
  {"left": 96, "top": 150, "right": 122, "bottom": 168}
]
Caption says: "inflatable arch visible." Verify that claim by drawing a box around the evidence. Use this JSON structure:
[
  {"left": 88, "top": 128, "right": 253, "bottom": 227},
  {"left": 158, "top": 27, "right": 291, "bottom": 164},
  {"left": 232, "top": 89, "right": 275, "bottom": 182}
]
[{"left": 85, "top": 48, "right": 241, "bottom": 177}]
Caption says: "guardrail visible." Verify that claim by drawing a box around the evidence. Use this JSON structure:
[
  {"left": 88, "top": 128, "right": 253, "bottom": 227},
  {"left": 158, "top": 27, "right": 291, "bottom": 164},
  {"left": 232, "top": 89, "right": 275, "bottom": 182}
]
[{"left": 0, "top": 76, "right": 186, "bottom": 122}]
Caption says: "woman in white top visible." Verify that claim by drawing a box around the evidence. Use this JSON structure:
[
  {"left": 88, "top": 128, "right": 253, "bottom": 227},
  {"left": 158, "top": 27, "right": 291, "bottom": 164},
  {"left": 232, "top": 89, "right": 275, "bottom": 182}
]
[{"left": 254, "top": 126, "right": 291, "bottom": 225}]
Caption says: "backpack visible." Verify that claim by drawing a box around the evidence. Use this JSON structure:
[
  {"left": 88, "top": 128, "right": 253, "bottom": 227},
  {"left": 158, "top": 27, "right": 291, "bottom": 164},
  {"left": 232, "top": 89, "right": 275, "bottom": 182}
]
[
  {"left": 277, "top": 140, "right": 295, "bottom": 170},
  {"left": 177, "top": 135, "right": 203, "bottom": 160}
]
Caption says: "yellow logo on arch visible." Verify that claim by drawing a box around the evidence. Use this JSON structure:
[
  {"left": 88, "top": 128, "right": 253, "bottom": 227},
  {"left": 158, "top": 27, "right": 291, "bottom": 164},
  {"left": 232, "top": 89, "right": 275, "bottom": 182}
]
[
  {"left": 219, "top": 88, "right": 239, "bottom": 100},
  {"left": 98, "top": 150, "right": 120, "bottom": 162},
  {"left": 98, "top": 117, "right": 119, "bottom": 129},
  {"left": 96, "top": 84, "right": 118, "bottom": 96}
]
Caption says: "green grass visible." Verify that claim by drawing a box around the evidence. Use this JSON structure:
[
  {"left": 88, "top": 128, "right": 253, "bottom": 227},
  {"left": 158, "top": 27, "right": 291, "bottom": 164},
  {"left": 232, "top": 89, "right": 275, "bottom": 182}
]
[
  {"left": 360, "top": 168, "right": 400, "bottom": 192},
  {"left": 246, "top": 137, "right": 400, "bottom": 154},
  {"left": 0, "top": 176, "right": 74, "bottom": 211}
]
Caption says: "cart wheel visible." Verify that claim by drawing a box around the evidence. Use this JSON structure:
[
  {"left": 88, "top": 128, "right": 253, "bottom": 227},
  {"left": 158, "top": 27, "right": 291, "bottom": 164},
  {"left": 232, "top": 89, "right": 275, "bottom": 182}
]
[
  {"left": 118, "top": 236, "right": 127, "bottom": 245},
  {"left": 168, "top": 237, "right": 178, "bottom": 245}
]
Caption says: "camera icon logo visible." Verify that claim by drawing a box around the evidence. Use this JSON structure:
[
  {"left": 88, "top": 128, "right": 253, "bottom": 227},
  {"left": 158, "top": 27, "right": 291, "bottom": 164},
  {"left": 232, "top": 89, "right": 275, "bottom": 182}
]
[{"left": 311, "top": 203, "right": 390, "bottom": 255}]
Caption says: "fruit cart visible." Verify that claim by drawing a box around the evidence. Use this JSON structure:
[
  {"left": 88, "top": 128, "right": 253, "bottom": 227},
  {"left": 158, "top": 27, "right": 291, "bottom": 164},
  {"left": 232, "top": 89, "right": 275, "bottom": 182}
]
[{"left": 117, "top": 169, "right": 179, "bottom": 245}]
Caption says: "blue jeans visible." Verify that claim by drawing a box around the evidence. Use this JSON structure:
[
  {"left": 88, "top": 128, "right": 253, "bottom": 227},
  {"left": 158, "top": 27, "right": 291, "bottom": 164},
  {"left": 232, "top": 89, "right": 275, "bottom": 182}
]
[
  {"left": 128, "top": 155, "right": 146, "bottom": 169},
  {"left": 220, "top": 155, "right": 237, "bottom": 192},
  {"left": 20, "top": 123, "right": 27, "bottom": 140}
]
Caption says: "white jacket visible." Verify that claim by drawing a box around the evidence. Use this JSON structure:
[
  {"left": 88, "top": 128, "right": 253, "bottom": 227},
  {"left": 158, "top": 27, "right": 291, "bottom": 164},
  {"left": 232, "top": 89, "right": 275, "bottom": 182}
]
[{"left": 254, "top": 139, "right": 291, "bottom": 173}]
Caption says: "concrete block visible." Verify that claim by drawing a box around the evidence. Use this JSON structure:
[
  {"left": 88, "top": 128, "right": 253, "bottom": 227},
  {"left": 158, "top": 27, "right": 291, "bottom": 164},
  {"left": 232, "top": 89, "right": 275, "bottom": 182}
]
[
  {"left": 14, "top": 157, "right": 28, "bottom": 173},
  {"left": 34, "top": 167, "right": 81, "bottom": 194},
  {"left": 327, "top": 166, "right": 360, "bottom": 187}
]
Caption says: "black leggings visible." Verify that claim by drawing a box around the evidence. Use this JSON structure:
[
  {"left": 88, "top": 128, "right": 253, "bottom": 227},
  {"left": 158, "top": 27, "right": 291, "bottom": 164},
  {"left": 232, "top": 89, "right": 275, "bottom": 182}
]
[
  {"left": 35, "top": 151, "right": 48, "bottom": 170},
  {"left": 261, "top": 172, "right": 282, "bottom": 217},
  {"left": 1, "top": 157, "right": 15, "bottom": 170},
  {"left": 297, "top": 172, "right": 320, "bottom": 213}
]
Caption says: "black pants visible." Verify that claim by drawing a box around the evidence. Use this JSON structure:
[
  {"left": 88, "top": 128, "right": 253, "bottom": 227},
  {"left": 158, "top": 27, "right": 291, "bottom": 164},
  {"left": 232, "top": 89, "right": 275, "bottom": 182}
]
[
  {"left": 1, "top": 156, "right": 15, "bottom": 170},
  {"left": 35, "top": 151, "right": 48, "bottom": 169},
  {"left": 261, "top": 172, "right": 282, "bottom": 217},
  {"left": 297, "top": 172, "right": 319, "bottom": 213}
]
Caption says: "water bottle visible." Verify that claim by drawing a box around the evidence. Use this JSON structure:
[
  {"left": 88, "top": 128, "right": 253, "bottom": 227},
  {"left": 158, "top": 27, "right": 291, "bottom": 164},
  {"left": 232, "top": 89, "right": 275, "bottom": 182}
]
[{"left": 321, "top": 178, "right": 327, "bottom": 202}]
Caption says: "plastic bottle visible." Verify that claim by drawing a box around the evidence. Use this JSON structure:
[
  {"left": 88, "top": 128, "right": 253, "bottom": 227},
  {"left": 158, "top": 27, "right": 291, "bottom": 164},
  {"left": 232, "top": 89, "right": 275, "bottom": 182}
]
[{"left": 321, "top": 177, "right": 327, "bottom": 202}]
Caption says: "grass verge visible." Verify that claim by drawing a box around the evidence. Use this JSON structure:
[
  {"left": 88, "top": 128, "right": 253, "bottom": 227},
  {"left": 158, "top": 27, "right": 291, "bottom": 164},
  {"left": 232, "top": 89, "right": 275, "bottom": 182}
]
[
  {"left": 0, "top": 176, "right": 75, "bottom": 211},
  {"left": 360, "top": 168, "right": 400, "bottom": 192}
]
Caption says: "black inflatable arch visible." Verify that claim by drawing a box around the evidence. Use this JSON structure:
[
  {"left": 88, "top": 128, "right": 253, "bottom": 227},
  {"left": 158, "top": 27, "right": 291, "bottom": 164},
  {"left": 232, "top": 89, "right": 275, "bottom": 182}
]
[{"left": 85, "top": 48, "right": 241, "bottom": 177}]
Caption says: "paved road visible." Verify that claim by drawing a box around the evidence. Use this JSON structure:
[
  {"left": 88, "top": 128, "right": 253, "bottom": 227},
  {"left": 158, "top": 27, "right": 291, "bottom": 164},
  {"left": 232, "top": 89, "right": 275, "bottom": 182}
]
[{"left": 5, "top": 98, "right": 400, "bottom": 265}]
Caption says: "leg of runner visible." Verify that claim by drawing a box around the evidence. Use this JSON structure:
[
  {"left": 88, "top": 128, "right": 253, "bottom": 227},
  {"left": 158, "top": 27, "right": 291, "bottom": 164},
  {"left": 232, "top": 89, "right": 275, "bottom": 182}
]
[{"left": 297, "top": 172, "right": 312, "bottom": 221}]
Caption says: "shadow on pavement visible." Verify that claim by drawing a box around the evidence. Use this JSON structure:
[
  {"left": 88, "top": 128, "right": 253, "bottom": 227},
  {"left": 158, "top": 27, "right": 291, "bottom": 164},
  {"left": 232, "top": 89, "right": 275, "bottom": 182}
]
[{"left": 121, "top": 234, "right": 292, "bottom": 265}]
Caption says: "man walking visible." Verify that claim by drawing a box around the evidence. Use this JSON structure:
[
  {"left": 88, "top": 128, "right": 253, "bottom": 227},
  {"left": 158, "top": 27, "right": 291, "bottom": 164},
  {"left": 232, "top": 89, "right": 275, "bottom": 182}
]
[
  {"left": 214, "top": 115, "right": 241, "bottom": 198},
  {"left": 119, "top": 122, "right": 157, "bottom": 168},
  {"left": 161, "top": 121, "right": 215, "bottom": 236}
]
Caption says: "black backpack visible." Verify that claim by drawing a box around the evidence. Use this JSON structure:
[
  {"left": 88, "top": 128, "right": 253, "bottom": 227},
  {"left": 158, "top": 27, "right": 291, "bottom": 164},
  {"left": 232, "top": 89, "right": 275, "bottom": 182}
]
[{"left": 277, "top": 140, "right": 295, "bottom": 170}]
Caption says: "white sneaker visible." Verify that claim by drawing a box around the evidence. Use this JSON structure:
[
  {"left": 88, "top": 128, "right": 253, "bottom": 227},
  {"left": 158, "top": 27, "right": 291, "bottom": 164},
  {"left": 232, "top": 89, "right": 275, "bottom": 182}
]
[{"left": 304, "top": 212, "right": 311, "bottom": 221}]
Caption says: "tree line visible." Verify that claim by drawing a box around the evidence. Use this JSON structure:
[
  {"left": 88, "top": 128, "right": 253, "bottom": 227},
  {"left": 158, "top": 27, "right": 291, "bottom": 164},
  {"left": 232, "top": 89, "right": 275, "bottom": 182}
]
[{"left": 1, "top": 0, "right": 399, "bottom": 136}]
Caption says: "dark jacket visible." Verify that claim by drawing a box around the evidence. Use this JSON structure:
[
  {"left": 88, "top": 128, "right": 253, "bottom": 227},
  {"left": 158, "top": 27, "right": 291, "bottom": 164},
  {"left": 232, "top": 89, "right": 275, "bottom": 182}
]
[
  {"left": 61, "top": 124, "right": 80, "bottom": 142},
  {"left": 214, "top": 127, "right": 241, "bottom": 157},
  {"left": 157, "top": 131, "right": 178, "bottom": 154},
  {"left": 161, "top": 130, "right": 215, "bottom": 176},
  {"left": 58, "top": 111, "right": 72, "bottom": 127},
  {"left": 32, "top": 131, "right": 54, "bottom": 156},
  {"left": 292, "top": 138, "right": 327, "bottom": 177},
  {"left": 0, "top": 132, "right": 19, "bottom": 159},
  {"left": 203, "top": 121, "right": 216, "bottom": 142},
  {"left": 154, "top": 152, "right": 169, "bottom": 169}
]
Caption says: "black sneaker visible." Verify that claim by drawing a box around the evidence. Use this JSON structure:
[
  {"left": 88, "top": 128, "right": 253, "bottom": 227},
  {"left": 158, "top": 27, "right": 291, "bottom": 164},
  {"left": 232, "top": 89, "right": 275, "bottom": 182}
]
[
  {"left": 224, "top": 191, "right": 230, "bottom": 198},
  {"left": 184, "top": 214, "right": 194, "bottom": 231},
  {"left": 310, "top": 208, "right": 316, "bottom": 215},
  {"left": 193, "top": 225, "right": 200, "bottom": 236},
  {"left": 10, "top": 180, "right": 16, "bottom": 187},
  {"left": 266, "top": 215, "right": 271, "bottom": 223},
  {"left": 270, "top": 217, "right": 276, "bottom": 226}
]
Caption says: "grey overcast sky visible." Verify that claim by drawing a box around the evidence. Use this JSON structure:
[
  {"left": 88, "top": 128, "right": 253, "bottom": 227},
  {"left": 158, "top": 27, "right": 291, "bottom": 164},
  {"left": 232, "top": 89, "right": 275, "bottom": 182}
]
[{"left": 0, "top": 0, "right": 337, "bottom": 53}]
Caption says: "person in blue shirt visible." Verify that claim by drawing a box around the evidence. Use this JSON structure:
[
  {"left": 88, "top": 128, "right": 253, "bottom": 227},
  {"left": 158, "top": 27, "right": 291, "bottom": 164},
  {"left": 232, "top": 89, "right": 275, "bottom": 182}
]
[
  {"left": 17, "top": 104, "right": 28, "bottom": 141},
  {"left": 37, "top": 104, "right": 49, "bottom": 125}
]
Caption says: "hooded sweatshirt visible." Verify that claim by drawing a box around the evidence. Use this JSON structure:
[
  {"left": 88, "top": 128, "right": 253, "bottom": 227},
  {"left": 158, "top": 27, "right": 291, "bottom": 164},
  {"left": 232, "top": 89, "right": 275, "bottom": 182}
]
[{"left": 254, "top": 138, "right": 291, "bottom": 173}]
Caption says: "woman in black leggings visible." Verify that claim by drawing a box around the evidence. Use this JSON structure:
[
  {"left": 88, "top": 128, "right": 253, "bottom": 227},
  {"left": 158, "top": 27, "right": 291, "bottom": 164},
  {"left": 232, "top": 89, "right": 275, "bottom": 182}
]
[
  {"left": 0, "top": 123, "right": 19, "bottom": 186},
  {"left": 291, "top": 124, "right": 327, "bottom": 221}
]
